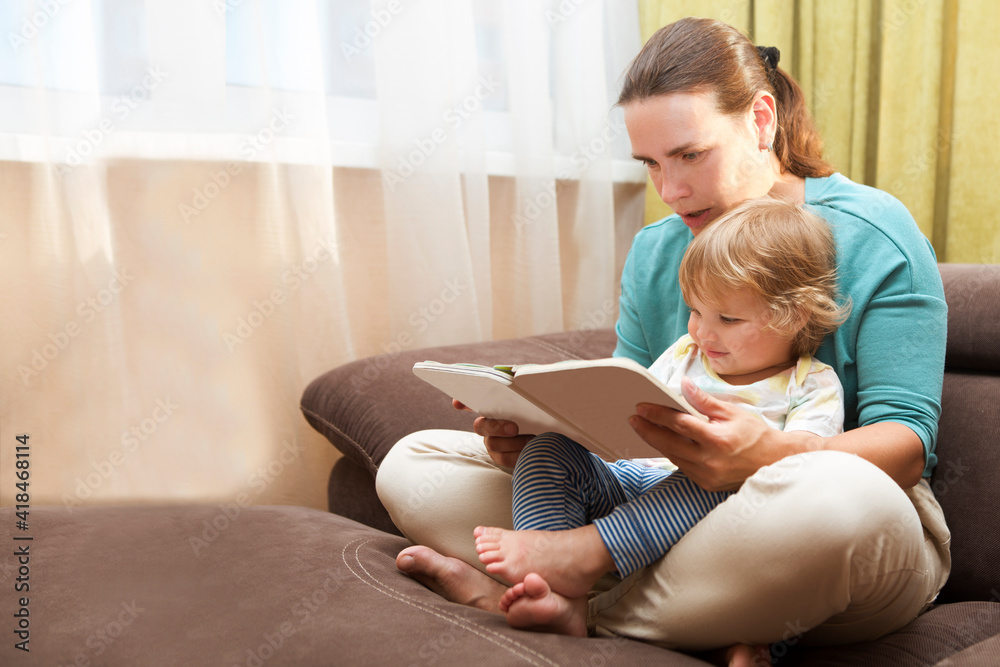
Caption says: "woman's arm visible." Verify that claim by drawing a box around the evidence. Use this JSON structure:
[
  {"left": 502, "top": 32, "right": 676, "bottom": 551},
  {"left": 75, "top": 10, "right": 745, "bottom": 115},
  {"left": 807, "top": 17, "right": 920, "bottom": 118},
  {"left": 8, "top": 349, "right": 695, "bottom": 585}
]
[{"left": 630, "top": 378, "right": 926, "bottom": 491}]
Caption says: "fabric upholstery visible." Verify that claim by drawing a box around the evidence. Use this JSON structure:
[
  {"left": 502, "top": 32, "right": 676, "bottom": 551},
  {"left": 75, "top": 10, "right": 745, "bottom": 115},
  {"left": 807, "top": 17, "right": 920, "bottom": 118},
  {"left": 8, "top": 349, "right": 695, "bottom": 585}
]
[
  {"left": 932, "top": 370, "right": 1000, "bottom": 603},
  {"left": 778, "top": 602, "right": 1000, "bottom": 666},
  {"left": 940, "top": 264, "right": 1000, "bottom": 371},
  {"left": 930, "top": 260, "right": 1000, "bottom": 606},
  {"left": 0, "top": 505, "right": 697, "bottom": 666},
  {"left": 327, "top": 455, "right": 401, "bottom": 536}
]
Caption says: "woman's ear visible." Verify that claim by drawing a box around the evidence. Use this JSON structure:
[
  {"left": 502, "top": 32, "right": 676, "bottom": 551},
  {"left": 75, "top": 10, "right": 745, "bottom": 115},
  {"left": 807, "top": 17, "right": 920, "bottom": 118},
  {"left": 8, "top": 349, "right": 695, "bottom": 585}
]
[{"left": 751, "top": 91, "right": 778, "bottom": 149}]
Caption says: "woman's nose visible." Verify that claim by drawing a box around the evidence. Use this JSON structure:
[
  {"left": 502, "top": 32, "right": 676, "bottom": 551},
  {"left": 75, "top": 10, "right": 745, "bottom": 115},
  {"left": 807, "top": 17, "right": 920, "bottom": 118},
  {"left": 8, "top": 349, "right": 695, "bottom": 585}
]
[{"left": 657, "top": 169, "right": 691, "bottom": 206}]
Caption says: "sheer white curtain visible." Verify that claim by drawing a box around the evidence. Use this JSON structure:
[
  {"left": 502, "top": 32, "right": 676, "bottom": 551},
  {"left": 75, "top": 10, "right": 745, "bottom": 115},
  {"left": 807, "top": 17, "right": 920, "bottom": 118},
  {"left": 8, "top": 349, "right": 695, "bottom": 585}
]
[{"left": 0, "top": 0, "right": 645, "bottom": 510}]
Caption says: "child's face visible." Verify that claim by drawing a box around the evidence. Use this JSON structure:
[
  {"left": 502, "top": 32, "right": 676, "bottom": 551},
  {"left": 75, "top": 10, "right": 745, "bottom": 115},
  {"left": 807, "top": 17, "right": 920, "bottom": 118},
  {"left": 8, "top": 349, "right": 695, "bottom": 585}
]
[{"left": 686, "top": 289, "right": 798, "bottom": 384}]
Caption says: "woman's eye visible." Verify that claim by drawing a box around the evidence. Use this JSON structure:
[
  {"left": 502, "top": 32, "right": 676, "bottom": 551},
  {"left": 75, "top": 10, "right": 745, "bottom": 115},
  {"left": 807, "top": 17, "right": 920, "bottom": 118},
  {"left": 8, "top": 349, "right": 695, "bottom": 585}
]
[{"left": 681, "top": 152, "right": 700, "bottom": 162}]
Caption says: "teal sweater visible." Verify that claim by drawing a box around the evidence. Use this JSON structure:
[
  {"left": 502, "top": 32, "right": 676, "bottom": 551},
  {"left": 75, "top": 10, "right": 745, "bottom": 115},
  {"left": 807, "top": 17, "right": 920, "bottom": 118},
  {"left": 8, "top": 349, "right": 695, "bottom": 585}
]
[{"left": 614, "top": 173, "right": 946, "bottom": 476}]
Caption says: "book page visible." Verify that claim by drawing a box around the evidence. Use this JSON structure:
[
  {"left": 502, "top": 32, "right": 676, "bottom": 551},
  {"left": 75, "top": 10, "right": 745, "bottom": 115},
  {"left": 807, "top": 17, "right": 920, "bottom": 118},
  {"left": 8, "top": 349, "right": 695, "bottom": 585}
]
[
  {"left": 513, "top": 358, "right": 703, "bottom": 460},
  {"left": 412, "top": 362, "right": 593, "bottom": 445}
]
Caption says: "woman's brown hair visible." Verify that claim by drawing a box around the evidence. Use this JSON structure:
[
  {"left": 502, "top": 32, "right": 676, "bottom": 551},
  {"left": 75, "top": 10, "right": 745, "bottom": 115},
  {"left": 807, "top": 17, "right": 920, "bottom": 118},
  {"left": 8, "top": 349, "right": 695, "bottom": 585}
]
[{"left": 618, "top": 17, "right": 834, "bottom": 179}]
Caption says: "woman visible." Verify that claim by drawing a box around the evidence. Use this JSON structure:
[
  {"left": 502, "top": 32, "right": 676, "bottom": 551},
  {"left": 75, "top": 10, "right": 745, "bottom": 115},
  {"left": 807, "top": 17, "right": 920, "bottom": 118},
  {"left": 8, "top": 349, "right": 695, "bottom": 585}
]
[{"left": 376, "top": 17, "right": 950, "bottom": 664}]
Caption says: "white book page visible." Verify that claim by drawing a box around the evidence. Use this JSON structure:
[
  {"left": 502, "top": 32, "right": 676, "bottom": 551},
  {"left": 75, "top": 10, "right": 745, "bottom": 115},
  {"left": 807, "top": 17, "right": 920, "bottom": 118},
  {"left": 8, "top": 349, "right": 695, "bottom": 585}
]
[
  {"left": 412, "top": 362, "right": 606, "bottom": 454},
  {"left": 513, "top": 358, "right": 704, "bottom": 459}
]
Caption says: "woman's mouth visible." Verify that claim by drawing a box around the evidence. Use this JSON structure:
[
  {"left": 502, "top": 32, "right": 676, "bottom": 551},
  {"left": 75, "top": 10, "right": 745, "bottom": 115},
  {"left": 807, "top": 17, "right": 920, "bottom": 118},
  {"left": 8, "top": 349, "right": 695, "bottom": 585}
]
[{"left": 680, "top": 208, "right": 711, "bottom": 230}]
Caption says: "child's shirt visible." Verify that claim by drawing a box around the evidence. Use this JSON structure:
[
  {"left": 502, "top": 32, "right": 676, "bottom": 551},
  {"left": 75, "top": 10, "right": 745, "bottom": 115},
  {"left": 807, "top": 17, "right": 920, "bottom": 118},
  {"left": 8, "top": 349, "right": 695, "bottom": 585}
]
[{"left": 647, "top": 334, "right": 845, "bottom": 438}]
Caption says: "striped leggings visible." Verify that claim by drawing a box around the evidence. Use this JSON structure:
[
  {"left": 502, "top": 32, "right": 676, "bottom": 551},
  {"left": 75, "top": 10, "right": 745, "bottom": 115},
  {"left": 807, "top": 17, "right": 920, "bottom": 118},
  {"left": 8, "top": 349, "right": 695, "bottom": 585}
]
[{"left": 512, "top": 433, "right": 733, "bottom": 577}]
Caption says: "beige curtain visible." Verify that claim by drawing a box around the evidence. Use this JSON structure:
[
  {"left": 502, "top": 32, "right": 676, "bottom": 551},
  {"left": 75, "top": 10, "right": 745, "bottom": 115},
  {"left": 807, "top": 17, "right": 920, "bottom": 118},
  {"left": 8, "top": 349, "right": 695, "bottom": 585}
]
[
  {"left": 639, "top": 0, "right": 1000, "bottom": 264},
  {"left": 0, "top": 1, "right": 645, "bottom": 510}
]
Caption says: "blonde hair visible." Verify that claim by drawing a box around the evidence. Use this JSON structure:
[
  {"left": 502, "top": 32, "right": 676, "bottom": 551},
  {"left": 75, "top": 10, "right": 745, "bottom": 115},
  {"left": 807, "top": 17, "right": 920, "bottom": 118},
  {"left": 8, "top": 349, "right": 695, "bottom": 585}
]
[{"left": 678, "top": 198, "right": 850, "bottom": 357}]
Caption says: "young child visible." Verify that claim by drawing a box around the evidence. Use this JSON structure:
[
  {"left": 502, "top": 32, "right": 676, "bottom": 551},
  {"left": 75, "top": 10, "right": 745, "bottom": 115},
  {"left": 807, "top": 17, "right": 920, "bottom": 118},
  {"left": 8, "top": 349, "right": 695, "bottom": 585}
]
[{"left": 473, "top": 198, "right": 851, "bottom": 635}]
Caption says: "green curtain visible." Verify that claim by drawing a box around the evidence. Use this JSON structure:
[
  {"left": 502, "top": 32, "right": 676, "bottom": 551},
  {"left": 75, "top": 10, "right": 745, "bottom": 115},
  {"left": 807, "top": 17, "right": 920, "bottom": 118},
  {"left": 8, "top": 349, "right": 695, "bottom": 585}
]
[{"left": 637, "top": 0, "right": 998, "bottom": 263}]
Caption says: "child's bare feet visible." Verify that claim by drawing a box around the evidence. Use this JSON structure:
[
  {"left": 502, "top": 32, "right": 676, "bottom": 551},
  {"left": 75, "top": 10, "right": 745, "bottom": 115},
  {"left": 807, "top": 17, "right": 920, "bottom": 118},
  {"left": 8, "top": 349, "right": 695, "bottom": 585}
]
[
  {"left": 473, "top": 525, "right": 614, "bottom": 599},
  {"left": 499, "top": 573, "right": 588, "bottom": 637}
]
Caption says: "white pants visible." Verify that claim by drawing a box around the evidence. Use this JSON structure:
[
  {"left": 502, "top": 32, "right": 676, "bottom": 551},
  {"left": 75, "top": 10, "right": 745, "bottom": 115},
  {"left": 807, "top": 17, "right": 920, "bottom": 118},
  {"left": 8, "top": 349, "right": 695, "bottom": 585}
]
[{"left": 376, "top": 429, "right": 951, "bottom": 651}]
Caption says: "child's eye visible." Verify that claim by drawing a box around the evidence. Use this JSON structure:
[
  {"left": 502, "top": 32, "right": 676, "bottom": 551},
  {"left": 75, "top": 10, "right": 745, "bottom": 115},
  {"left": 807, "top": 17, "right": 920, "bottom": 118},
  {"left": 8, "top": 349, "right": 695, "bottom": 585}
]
[{"left": 720, "top": 316, "right": 739, "bottom": 324}]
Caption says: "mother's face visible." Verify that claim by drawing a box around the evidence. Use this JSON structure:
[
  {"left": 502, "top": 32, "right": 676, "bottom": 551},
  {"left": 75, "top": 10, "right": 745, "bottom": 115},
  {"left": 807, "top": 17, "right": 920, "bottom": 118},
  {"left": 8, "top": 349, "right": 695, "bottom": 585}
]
[{"left": 624, "top": 91, "right": 773, "bottom": 235}]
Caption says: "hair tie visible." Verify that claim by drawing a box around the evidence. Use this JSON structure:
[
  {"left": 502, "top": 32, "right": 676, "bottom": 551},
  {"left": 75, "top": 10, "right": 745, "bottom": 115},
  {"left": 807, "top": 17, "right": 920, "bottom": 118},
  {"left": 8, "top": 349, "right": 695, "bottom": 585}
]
[{"left": 756, "top": 45, "right": 781, "bottom": 72}]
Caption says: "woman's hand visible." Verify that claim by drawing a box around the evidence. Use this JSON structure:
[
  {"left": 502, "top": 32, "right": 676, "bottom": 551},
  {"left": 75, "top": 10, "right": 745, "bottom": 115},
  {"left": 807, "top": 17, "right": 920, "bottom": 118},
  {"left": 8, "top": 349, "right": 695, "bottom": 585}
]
[
  {"left": 453, "top": 399, "right": 535, "bottom": 468},
  {"left": 628, "top": 378, "right": 814, "bottom": 491}
]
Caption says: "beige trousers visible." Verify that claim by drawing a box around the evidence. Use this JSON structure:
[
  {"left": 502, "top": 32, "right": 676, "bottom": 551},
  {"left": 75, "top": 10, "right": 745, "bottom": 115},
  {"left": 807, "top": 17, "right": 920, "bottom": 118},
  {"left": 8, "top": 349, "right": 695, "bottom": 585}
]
[{"left": 375, "top": 429, "right": 951, "bottom": 651}]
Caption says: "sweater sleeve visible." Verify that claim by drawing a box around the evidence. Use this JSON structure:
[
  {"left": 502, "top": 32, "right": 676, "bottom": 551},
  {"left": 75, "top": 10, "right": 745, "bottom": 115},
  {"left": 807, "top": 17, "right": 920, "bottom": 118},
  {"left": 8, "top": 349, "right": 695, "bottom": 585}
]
[
  {"left": 613, "top": 242, "right": 654, "bottom": 367},
  {"left": 853, "top": 265, "right": 946, "bottom": 473}
]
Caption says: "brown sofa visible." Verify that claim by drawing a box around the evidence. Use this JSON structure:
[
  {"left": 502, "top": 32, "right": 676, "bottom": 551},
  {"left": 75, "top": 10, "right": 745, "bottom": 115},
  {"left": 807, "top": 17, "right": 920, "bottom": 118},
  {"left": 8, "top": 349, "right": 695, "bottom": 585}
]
[{"left": 3, "top": 264, "right": 997, "bottom": 666}]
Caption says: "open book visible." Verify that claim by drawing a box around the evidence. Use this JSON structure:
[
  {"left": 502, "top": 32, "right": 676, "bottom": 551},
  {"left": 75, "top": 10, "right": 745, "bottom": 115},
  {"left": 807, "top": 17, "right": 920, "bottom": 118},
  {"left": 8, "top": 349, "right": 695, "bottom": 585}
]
[{"left": 412, "top": 357, "right": 706, "bottom": 461}]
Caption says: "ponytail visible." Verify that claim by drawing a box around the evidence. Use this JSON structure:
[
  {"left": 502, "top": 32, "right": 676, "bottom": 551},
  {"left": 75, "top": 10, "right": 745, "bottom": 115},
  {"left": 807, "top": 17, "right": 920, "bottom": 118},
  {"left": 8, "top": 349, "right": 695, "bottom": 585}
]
[{"left": 769, "top": 67, "right": 834, "bottom": 178}]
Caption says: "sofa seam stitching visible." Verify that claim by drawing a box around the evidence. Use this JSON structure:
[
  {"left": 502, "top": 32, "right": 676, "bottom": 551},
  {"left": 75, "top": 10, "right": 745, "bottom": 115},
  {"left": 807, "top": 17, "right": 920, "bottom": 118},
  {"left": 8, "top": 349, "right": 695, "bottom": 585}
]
[{"left": 343, "top": 538, "right": 560, "bottom": 666}]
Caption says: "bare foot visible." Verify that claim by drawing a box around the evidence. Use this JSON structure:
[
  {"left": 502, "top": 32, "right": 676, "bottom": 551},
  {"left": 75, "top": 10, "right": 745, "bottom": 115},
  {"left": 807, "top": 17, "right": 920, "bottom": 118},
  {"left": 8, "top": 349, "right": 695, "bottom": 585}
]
[
  {"left": 500, "top": 573, "right": 588, "bottom": 637},
  {"left": 718, "top": 643, "right": 771, "bottom": 667},
  {"left": 396, "top": 545, "right": 507, "bottom": 613},
  {"left": 473, "top": 525, "right": 614, "bottom": 599}
]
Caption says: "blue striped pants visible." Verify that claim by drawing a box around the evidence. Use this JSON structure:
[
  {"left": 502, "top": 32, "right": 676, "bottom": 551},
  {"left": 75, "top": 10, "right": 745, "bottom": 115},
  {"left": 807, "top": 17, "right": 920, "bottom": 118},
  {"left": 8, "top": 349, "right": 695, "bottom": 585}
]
[{"left": 512, "top": 433, "right": 733, "bottom": 577}]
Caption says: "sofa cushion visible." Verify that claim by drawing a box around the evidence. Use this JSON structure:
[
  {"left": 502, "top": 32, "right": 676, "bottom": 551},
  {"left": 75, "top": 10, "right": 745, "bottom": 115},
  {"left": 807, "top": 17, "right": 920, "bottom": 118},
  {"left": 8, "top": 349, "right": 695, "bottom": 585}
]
[
  {"left": 912, "top": 264, "right": 1000, "bottom": 605},
  {"left": 779, "top": 602, "right": 1000, "bottom": 666},
  {"left": 931, "top": 370, "right": 1000, "bottom": 604},
  {"left": 939, "top": 263, "right": 1000, "bottom": 371},
  {"left": 300, "top": 328, "right": 617, "bottom": 476},
  {"left": 327, "top": 455, "right": 402, "bottom": 535},
  {"left": 2, "top": 505, "right": 703, "bottom": 666}
]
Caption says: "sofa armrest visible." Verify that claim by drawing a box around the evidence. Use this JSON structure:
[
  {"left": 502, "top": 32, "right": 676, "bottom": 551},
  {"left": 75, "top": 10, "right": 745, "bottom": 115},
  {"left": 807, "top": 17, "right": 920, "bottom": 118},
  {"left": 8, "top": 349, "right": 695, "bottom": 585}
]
[
  {"left": 932, "top": 263, "right": 1000, "bottom": 604},
  {"left": 301, "top": 328, "right": 617, "bottom": 477}
]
